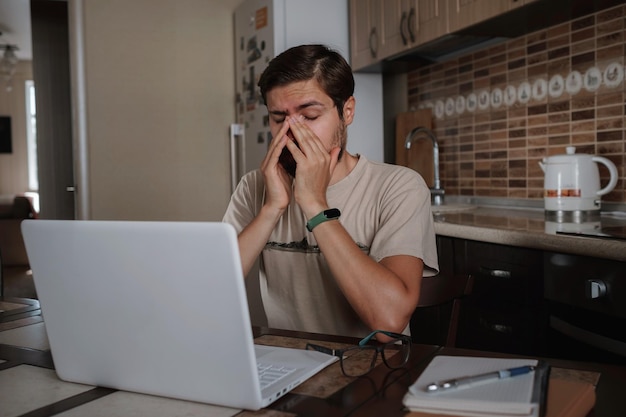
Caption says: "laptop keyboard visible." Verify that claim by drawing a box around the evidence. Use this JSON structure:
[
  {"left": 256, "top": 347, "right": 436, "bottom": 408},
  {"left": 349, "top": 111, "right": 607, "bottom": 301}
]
[{"left": 257, "top": 363, "right": 297, "bottom": 389}]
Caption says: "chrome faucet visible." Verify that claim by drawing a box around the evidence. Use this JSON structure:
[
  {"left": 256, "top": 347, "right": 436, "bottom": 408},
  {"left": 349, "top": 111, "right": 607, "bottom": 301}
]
[{"left": 405, "top": 127, "right": 445, "bottom": 206}]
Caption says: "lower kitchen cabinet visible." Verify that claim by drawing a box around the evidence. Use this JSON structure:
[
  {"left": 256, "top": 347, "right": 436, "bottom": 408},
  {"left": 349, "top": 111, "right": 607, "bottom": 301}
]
[
  {"left": 431, "top": 235, "right": 626, "bottom": 364},
  {"left": 445, "top": 238, "right": 548, "bottom": 356}
]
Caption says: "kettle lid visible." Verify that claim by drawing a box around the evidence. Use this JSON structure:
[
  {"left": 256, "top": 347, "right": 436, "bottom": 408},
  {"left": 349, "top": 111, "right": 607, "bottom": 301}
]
[{"left": 544, "top": 146, "right": 586, "bottom": 163}]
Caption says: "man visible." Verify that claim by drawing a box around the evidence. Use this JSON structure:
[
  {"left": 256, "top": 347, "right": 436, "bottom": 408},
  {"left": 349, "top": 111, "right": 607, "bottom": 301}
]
[{"left": 223, "top": 44, "right": 438, "bottom": 340}]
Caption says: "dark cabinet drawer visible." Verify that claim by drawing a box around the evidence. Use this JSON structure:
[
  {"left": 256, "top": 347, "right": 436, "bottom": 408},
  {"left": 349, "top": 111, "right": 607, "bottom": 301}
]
[
  {"left": 544, "top": 252, "right": 626, "bottom": 319},
  {"left": 464, "top": 240, "right": 543, "bottom": 307},
  {"left": 455, "top": 240, "right": 546, "bottom": 355},
  {"left": 457, "top": 301, "right": 547, "bottom": 355},
  {"left": 544, "top": 252, "right": 626, "bottom": 364}
]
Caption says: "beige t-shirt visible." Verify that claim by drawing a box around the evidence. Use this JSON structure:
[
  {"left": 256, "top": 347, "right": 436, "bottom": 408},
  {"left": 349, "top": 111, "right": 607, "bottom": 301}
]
[{"left": 223, "top": 156, "right": 438, "bottom": 338}]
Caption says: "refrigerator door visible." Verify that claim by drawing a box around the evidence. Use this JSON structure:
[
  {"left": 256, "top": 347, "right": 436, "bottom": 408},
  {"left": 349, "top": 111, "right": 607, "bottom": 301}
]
[{"left": 234, "top": 0, "right": 277, "bottom": 182}]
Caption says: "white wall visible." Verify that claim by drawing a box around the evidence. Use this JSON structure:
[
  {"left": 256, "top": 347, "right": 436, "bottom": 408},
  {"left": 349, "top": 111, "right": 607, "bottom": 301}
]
[
  {"left": 349, "top": 73, "right": 384, "bottom": 162},
  {"left": 71, "top": 0, "right": 237, "bottom": 221}
]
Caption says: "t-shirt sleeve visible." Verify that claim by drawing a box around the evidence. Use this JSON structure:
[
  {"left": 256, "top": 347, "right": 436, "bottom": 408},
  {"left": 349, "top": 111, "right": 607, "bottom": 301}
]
[
  {"left": 368, "top": 168, "right": 439, "bottom": 277},
  {"left": 222, "top": 170, "right": 263, "bottom": 234}
]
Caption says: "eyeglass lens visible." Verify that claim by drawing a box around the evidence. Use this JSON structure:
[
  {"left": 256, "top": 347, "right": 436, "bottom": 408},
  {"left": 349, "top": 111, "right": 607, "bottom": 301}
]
[
  {"left": 340, "top": 340, "right": 410, "bottom": 377},
  {"left": 381, "top": 339, "right": 410, "bottom": 368},
  {"left": 340, "top": 346, "right": 379, "bottom": 377}
]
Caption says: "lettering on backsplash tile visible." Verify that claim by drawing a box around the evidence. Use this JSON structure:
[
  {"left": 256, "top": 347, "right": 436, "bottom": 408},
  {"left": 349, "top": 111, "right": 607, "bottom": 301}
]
[
  {"left": 419, "top": 63, "right": 624, "bottom": 120},
  {"left": 406, "top": 4, "right": 625, "bottom": 203}
]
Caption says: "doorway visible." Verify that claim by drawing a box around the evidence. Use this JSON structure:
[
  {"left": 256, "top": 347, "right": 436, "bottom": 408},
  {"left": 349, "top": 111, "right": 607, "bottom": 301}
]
[{"left": 30, "top": 0, "right": 75, "bottom": 219}]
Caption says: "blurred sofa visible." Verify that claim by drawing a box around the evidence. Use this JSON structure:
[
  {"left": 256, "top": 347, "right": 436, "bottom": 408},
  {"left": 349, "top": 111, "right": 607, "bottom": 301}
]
[{"left": 0, "top": 195, "right": 37, "bottom": 267}]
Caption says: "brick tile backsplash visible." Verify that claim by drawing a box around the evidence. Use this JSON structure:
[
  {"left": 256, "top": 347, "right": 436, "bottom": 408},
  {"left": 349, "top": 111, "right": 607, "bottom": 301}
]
[{"left": 407, "top": 4, "right": 625, "bottom": 203}]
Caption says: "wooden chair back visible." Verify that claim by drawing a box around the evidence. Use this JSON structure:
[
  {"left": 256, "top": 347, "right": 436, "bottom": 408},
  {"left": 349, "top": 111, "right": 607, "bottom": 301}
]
[{"left": 410, "top": 273, "right": 473, "bottom": 347}]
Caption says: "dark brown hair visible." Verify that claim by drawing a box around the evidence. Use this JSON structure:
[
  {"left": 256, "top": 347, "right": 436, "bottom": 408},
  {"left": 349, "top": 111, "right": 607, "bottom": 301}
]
[{"left": 258, "top": 44, "right": 355, "bottom": 120}]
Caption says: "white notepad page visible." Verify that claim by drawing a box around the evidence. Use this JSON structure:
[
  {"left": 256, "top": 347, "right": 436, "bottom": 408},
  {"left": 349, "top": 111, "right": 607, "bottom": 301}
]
[{"left": 405, "top": 355, "right": 539, "bottom": 416}]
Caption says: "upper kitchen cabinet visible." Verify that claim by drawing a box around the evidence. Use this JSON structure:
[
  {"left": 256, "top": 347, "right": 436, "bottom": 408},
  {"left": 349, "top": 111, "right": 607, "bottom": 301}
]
[
  {"left": 447, "top": 0, "right": 533, "bottom": 33},
  {"left": 379, "top": 1, "right": 412, "bottom": 59},
  {"left": 384, "top": 0, "right": 449, "bottom": 56},
  {"left": 350, "top": 0, "right": 448, "bottom": 71},
  {"left": 410, "top": 0, "right": 449, "bottom": 48},
  {"left": 350, "top": 0, "right": 383, "bottom": 70},
  {"left": 350, "top": 0, "right": 410, "bottom": 70},
  {"left": 349, "top": 0, "right": 550, "bottom": 71}
]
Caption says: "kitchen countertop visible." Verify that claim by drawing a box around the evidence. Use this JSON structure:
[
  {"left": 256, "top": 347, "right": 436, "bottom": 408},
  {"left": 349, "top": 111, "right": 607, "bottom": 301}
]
[{"left": 432, "top": 197, "right": 626, "bottom": 262}]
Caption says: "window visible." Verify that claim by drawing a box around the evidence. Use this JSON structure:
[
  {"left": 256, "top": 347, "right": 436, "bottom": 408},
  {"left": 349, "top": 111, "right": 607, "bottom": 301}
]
[
  {"left": 25, "top": 80, "right": 37, "bottom": 191},
  {"left": 24, "top": 80, "right": 39, "bottom": 213}
]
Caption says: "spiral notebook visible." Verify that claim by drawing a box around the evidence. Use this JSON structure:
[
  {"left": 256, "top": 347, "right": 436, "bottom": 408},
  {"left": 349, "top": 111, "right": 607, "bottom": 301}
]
[{"left": 404, "top": 355, "right": 550, "bottom": 417}]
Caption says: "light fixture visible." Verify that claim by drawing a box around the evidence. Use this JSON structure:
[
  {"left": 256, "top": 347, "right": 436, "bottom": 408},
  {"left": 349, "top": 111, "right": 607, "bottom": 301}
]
[{"left": 0, "top": 32, "right": 19, "bottom": 92}]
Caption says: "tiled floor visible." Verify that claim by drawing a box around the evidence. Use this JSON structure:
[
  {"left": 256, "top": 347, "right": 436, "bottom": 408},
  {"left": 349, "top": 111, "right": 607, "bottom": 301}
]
[
  {"left": 0, "top": 365, "right": 94, "bottom": 417},
  {"left": 54, "top": 390, "right": 237, "bottom": 417}
]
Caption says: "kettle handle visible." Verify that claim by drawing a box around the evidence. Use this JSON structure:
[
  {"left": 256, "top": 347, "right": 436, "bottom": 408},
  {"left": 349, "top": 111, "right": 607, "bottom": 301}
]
[{"left": 593, "top": 156, "right": 618, "bottom": 196}]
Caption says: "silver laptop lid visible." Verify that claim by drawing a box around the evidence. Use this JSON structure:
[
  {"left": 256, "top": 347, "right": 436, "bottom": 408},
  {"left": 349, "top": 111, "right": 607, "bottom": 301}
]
[{"left": 21, "top": 220, "right": 265, "bottom": 409}]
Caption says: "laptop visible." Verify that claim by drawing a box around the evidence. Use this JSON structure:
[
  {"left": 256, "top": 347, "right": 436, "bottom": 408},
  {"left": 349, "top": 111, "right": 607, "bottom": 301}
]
[{"left": 21, "top": 220, "right": 337, "bottom": 410}]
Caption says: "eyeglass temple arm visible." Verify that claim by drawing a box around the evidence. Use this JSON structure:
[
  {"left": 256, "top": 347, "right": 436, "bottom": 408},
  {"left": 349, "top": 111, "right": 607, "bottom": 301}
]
[
  {"left": 306, "top": 343, "right": 342, "bottom": 358},
  {"left": 359, "top": 330, "right": 407, "bottom": 346}
]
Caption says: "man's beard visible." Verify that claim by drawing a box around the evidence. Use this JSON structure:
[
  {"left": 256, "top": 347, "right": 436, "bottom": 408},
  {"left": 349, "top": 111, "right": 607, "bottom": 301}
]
[
  {"left": 335, "top": 121, "right": 347, "bottom": 163},
  {"left": 278, "top": 122, "right": 347, "bottom": 177}
]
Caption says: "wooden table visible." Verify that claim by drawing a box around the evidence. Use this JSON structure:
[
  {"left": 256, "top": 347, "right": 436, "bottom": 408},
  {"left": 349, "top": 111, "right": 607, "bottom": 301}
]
[{"left": 2, "top": 297, "right": 626, "bottom": 417}]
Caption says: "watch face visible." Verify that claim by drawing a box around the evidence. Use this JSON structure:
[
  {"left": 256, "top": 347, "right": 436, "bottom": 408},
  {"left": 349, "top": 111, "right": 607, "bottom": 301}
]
[{"left": 325, "top": 208, "right": 341, "bottom": 218}]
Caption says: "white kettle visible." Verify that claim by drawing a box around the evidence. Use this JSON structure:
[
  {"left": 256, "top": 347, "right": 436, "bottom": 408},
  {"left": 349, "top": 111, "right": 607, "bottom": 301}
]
[{"left": 539, "top": 146, "right": 618, "bottom": 216}]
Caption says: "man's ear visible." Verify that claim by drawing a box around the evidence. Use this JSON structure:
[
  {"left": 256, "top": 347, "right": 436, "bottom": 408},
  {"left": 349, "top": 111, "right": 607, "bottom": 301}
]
[{"left": 342, "top": 96, "right": 356, "bottom": 125}]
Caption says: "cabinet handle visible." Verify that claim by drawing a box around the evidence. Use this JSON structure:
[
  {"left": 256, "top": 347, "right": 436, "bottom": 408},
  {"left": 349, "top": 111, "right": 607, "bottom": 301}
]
[
  {"left": 408, "top": 7, "right": 416, "bottom": 43},
  {"left": 368, "top": 27, "right": 378, "bottom": 58},
  {"left": 400, "top": 11, "right": 408, "bottom": 45},
  {"left": 479, "top": 266, "right": 512, "bottom": 278},
  {"left": 585, "top": 280, "right": 607, "bottom": 299},
  {"left": 480, "top": 318, "right": 513, "bottom": 334}
]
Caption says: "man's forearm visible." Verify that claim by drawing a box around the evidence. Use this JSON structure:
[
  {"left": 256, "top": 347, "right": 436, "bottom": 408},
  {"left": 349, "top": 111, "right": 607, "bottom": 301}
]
[
  {"left": 311, "top": 220, "right": 422, "bottom": 335},
  {"left": 237, "top": 205, "right": 284, "bottom": 277}
]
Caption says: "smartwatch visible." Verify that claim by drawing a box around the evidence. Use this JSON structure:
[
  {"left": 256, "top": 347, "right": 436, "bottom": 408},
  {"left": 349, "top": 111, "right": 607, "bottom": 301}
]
[{"left": 306, "top": 208, "right": 341, "bottom": 232}]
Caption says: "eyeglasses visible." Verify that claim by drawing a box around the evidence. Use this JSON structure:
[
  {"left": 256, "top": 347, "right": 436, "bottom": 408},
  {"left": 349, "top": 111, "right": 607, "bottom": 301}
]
[{"left": 306, "top": 330, "right": 411, "bottom": 377}]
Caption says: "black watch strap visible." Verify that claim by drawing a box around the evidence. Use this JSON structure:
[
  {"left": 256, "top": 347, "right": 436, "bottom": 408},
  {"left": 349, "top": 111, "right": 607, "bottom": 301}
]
[{"left": 306, "top": 208, "right": 341, "bottom": 232}]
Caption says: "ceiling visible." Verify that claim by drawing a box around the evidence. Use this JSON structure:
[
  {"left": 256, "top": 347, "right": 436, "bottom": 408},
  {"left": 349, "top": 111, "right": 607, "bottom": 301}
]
[{"left": 0, "top": 0, "right": 33, "bottom": 60}]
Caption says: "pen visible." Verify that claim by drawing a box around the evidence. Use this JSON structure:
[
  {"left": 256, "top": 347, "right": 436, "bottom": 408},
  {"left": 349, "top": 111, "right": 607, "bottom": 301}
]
[{"left": 425, "top": 365, "right": 535, "bottom": 393}]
